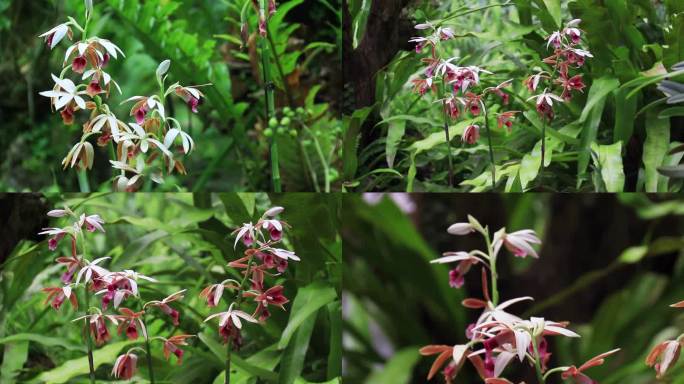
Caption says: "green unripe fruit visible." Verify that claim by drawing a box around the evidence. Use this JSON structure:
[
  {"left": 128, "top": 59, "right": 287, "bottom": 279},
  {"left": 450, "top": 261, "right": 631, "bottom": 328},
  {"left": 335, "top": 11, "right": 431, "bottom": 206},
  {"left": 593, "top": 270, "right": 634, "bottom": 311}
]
[
  {"left": 277, "top": 127, "right": 286, "bottom": 135},
  {"left": 296, "top": 107, "right": 305, "bottom": 115},
  {"left": 268, "top": 117, "right": 278, "bottom": 128},
  {"left": 280, "top": 117, "right": 291, "bottom": 126},
  {"left": 289, "top": 130, "right": 297, "bottom": 137},
  {"left": 264, "top": 128, "right": 273, "bottom": 137}
]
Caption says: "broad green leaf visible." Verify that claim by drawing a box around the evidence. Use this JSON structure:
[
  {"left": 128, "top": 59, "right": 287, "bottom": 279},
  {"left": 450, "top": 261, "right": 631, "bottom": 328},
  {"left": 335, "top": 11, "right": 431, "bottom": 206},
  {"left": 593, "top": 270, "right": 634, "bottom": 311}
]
[
  {"left": 326, "top": 302, "right": 342, "bottom": 380},
  {"left": 541, "top": 0, "right": 562, "bottom": 28},
  {"left": 219, "top": 193, "right": 253, "bottom": 224},
  {"left": 409, "top": 120, "right": 469, "bottom": 154},
  {"left": 211, "top": 345, "right": 281, "bottom": 384},
  {"left": 578, "top": 78, "right": 617, "bottom": 184},
  {"left": 590, "top": 141, "right": 625, "bottom": 192},
  {"left": 34, "top": 341, "right": 134, "bottom": 383},
  {"left": 277, "top": 310, "right": 317, "bottom": 384},
  {"left": 278, "top": 282, "right": 337, "bottom": 349},
  {"left": 659, "top": 107, "right": 684, "bottom": 118},
  {"left": 613, "top": 87, "right": 638, "bottom": 143},
  {"left": 519, "top": 140, "right": 542, "bottom": 189},
  {"left": 343, "top": 107, "right": 373, "bottom": 181},
  {"left": 580, "top": 77, "right": 620, "bottom": 123},
  {"left": 385, "top": 120, "right": 405, "bottom": 168},
  {"left": 0, "top": 333, "right": 84, "bottom": 352},
  {"left": 364, "top": 347, "right": 421, "bottom": 384},
  {"left": 198, "top": 332, "right": 278, "bottom": 381},
  {"left": 375, "top": 114, "right": 441, "bottom": 128},
  {"left": 619, "top": 245, "right": 648, "bottom": 263},
  {"left": 643, "top": 111, "right": 670, "bottom": 192},
  {"left": 112, "top": 229, "right": 168, "bottom": 269},
  {"left": 1, "top": 341, "right": 28, "bottom": 384}
]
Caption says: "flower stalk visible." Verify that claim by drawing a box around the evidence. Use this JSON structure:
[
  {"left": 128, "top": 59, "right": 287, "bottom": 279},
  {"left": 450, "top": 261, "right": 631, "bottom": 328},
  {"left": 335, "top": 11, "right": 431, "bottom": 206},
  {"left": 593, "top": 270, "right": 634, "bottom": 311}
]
[
  {"left": 483, "top": 107, "right": 496, "bottom": 190},
  {"left": 259, "top": 0, "right": 280, "bottom": 192},
  {"left": 79, "top": 231, "right": 96, "bottom": 384},
  {"left": 142, "top": 316, "right": 155, "bottom": 384},
  {"left": 225, "top": 254, "right": 257, "bottom": 384},
  {"left": 532, "top": 337, "right": 545, "bottom": 384}
]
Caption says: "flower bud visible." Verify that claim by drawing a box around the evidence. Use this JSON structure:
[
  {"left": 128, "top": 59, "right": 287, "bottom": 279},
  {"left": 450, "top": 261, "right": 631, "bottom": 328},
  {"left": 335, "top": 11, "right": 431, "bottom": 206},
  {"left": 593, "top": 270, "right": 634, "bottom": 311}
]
[{"left": 447, "top": 222, "right": 474, "bottom": 235}]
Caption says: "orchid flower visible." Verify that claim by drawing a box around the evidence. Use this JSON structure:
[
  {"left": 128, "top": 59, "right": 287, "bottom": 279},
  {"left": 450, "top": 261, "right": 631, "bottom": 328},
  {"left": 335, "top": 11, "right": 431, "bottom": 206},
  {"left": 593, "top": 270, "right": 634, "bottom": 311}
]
[{"left": 40, "top": 74, "right": 87, "bottom": 111}]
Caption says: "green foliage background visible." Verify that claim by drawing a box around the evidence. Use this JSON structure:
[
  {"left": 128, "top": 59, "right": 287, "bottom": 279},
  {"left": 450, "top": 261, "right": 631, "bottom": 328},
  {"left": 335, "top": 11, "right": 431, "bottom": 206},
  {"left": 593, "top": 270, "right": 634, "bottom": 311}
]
[
  {"left": 0, "top": 192, "right": 342, "bottom": 383},
  {"left": 0, "top": 0, "right": 341, "bottom": 192},
  {"left": 343, "top": 193, "right": 684, "bottom": 383},
  {"left": 343, "top": 0, "right": 684, "bottom": 192}
]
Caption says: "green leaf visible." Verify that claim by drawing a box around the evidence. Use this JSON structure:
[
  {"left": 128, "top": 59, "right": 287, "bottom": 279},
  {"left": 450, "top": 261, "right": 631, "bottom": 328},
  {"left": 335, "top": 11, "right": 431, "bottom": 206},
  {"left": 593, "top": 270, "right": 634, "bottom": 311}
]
[
  {"left": 34, "top": 341, "right": 134, "bottom": 383},
  {"left": 326, "top": 302, "right": 342, "bottom": 379},
  {"left": 364, "top": 347, "right": 421, "bottom": 384},
  {"left": 613, "top": 87, "right": 638, "bottom": 143},
  {"left": 277, "top": 309, "right": 317, "bottom": 384},
  {"left": 343, "top": 107, "right": 373, "bottom": 181},
  {"left": 659, "top": 107, "right": 684, "bottom": 118},
  {"left": 0, "top": 333, "right": 84, "bottom": 352},
  {"left": 278, "top": 282, "right": 337, "bottom": 349},
  {"left": 219, "top": 193, "right": 254, "bottom": 224},
  {"left": 591, "top": 141, "right": 625, "bottom": 192},
  {"left": 541, "top": 0, "right": 562, "bottom": 28},
  {"left": 375, "top": 114, "right": 441, "bottom": 128},
  {"left": 198, "top": 332, "right": 278, "bottom": 381},
  {"left": 1, "top": 341, "right": 28, "bottom": 384},
  {"left": 580, "top": 78, "right": 620, "bottom": 123},
  {"left": 211, "top": 345, "right": 281, "bottom": 384},
  {"left": 643, "top": 111, "right": 671, "bottom": 192},
  {"left": 619, "top": 245, "right": 648, "bottom": 263},
  {"left": 385, "top": 120, "right": 405, "bottom": 168},
  {"left": 578, "top": 78, "right": 618, "bottom": 184},
  {"left": 519, "top": 140, "right": 542, "bottom": 189},
  {"left": 112, "top": 229, "right": 169, "bottom": 269}
]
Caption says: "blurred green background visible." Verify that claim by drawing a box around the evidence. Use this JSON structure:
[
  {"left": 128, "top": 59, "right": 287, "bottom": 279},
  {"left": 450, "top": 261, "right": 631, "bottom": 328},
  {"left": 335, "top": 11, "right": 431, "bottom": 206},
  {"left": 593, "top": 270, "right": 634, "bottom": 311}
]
[
  {"left": 0, "top": 192, "right": 341, "bottom": 383},
  {"left": 343, "top": 193, "right": 684, "bottom": 383},
  {"left": 0, "top": 0, "right": 341, "bottom": 192}
]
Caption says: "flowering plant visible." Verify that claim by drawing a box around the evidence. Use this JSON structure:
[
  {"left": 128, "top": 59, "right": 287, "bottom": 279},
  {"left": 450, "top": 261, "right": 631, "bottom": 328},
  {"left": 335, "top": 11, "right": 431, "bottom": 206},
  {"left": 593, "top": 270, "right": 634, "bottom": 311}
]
[
  {"left": 201, "top": 205, "right": 299, "bottom": 384},
  {"left": 420, "top": 215, "right": 619, "bottom": 383},
  {"left": 524, "top": 18, "right": 592, "bottom": 171},
  {"left": 38, "top": 0, "right": 207, "bottom": 192},
  {"left": 39, "top": 206, "right": 193, "bottom": 382},
  {"left": 409, "top": 22, "right": 518, "bottom": 188}
]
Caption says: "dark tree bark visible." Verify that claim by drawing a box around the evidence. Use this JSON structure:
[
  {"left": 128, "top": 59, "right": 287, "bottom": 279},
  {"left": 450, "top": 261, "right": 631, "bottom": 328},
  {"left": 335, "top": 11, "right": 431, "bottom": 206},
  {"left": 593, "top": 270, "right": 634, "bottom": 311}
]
[
  {"left": 343, "top": 0, "right": 415, "bottom": 148},
  {"left": 0, "top": 194, "right": 49, "bottom": 263}
]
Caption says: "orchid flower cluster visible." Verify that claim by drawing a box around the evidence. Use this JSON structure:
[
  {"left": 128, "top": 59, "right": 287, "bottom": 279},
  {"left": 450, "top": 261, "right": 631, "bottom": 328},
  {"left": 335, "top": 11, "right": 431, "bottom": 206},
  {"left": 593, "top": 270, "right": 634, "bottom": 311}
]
[
  {"left": 420, "top": 215, "right": 619, "bottom": 384},
  {"left": 525, "top": 19, "right": 592, "bottom": 122},
  {"left": 645, "top": 300, "right": 684, "bottom": 379},
  {"left": 39, "top": 207, "right": 192, "bottom": 382},
  {"left": 409, "top": 22, "right": 518, "bottom": 186},
  {"left": 38, "top": 1, "right": 206, "bottom": 191},
  {"left": 201, "top": 206, "right": 299, "bottom": 381},
  {"left": 410, "top": 22, "right": 519, "bottom": 141}
]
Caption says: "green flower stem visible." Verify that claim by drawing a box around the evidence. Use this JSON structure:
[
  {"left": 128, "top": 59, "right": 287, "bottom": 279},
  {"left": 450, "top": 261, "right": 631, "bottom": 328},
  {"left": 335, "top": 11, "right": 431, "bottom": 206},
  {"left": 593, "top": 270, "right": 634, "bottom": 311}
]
[
  {"left": 79, "top": 232, "right": 95, "bottom": 384},
  {"left": 532, "top": 337, "right": 545, "bottom": 384},
  {"left": 441, "top": 82, "right": 454, "bottom": 187},
  {"left": 226, "top": 250, "right": 258, "bottom": 384},
  {"left": 483, "top": 107, "right": 496, "bottom": 190},
  {"left": 77, "top": 170, "right": 91, "bottom": 193},
  {"left": 484, "top": 228, "right": 498, "bottom": 305},
  {"left": 259, "top": 4, "right": 280, "bottom": 192},
  {"left": 142, "top": 316, "right": 155, "bottom": 384},
  {"left": 542, "top": 366, "right": 567, "bottom": 381},
  {"left": 541, "top": 116, "right": 546, "bottom": 176}
]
